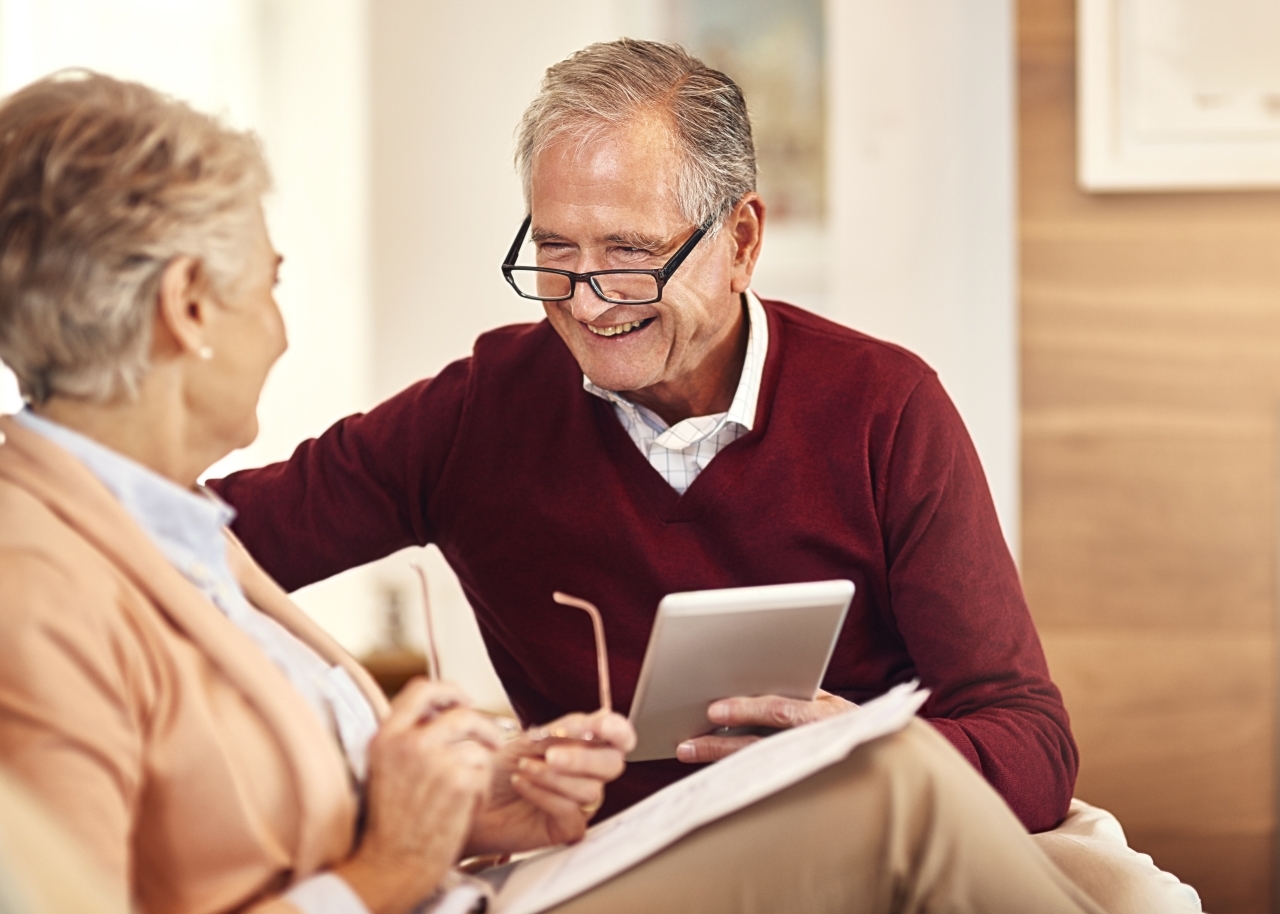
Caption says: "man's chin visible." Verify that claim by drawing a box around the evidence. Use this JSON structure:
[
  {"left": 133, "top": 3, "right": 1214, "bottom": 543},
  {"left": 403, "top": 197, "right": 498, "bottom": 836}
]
[
  {"left": 570, "top": 345, "right": 662, "bottom": 395},
  {"left": 581, "top": 367, "right": 653, "bottom": 395}
]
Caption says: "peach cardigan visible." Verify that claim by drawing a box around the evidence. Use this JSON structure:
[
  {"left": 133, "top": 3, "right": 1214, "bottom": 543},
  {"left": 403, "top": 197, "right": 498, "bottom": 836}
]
[{"left": 0, "top": 416, "right": 390, "bottom": 914}]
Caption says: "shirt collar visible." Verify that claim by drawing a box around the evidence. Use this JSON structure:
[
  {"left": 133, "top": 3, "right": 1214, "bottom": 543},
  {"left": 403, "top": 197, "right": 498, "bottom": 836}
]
[
  {"left": 13, "top": 409, "right": 236, "bottom": 581},
  {"left": 583, "top": 289, "right": 770, "bottom": 432}
]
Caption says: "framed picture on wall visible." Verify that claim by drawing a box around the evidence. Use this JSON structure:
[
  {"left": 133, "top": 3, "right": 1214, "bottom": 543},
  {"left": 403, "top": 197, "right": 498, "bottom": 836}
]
[{"left": 1078, "top": 0, "right": 1280, "bottom": 191}]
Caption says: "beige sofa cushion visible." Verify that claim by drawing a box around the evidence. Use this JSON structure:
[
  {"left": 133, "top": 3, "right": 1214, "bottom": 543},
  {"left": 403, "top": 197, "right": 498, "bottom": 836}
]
[{"left": 1033, "top": 799, "right": 1202, "bottom": 914}]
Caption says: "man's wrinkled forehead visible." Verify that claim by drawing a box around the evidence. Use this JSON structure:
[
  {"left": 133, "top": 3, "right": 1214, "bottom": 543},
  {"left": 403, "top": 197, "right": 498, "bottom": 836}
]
[{"left": 529, "top": 112, "right": 682, "bottom": 202}]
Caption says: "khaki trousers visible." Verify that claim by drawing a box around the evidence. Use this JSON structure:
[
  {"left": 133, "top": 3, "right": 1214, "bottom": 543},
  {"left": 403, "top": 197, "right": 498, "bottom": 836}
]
[{"left": 548, "top": 720, "right": 1106, "bottom": 914}]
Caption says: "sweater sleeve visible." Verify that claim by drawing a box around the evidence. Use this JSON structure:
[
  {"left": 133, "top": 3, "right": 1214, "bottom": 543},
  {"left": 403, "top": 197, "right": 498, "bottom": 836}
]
[
  {"left": 208, "top": 360, "right": 471, "bottom": 592},
  {"left": 877, "top": 374, "right": 1077, "bottom": 833}
]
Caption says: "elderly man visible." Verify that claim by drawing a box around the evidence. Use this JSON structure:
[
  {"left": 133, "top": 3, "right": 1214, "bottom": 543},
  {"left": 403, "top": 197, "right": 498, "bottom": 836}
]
[{"left": 212, "top": 39, "right": 1074, "bottom": 831}]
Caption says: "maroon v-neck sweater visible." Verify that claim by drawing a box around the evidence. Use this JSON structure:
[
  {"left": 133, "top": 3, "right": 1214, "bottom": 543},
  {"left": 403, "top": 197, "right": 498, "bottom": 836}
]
[{"left": 212, "top": 299, "right": 1077, "bottom": 832}]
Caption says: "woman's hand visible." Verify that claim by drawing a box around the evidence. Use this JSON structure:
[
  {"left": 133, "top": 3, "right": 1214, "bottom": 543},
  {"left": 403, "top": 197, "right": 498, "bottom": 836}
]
[
  {"left": 334, "top": 679, "right": 502, "bottom": 914},
  {"left": 464, "top": 710, "right": 636, "bottom": 856}
]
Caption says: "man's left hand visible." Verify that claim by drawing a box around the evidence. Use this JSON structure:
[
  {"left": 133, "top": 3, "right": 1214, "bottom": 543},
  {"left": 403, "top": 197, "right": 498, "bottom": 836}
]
[{"left": 675, "top": 690, "right": 855, "bottom": 764}]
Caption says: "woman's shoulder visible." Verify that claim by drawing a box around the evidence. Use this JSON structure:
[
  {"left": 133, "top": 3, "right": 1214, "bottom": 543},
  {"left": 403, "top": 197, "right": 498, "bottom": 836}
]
[
  {"left": 0, "top": 478, "right": 146, "bottom": 646},
  {"left": 0, "top": 478, "right": 117, "bottom": 591}
]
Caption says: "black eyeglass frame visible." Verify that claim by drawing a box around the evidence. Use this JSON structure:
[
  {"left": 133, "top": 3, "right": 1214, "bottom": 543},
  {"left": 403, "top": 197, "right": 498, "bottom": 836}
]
[{"left": 501, "top": 214, "right": 713, "bottom": 306}]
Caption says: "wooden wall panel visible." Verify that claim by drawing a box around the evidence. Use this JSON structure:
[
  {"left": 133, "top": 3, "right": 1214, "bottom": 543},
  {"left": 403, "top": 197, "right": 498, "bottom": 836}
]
[{"left": 1019, "top": 2, "right": 1280, "bottom": 912}]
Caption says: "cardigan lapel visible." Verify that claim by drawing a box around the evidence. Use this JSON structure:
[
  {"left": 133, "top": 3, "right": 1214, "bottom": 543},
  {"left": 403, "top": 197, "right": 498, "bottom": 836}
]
[
  {"left": 0, "top": 416, "right": 356, "bottom": 877},
  {"left": 225, "top": 532, "right": 391, "bottom": 721}
]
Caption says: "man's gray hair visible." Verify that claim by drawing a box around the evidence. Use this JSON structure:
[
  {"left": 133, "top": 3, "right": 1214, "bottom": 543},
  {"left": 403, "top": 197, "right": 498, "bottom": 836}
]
[
  {"left": 0, "top": 71, "right": 269, "bottom": 405},
  {"left": 515, "top": 39, "right": 756, "bottom": 231}
]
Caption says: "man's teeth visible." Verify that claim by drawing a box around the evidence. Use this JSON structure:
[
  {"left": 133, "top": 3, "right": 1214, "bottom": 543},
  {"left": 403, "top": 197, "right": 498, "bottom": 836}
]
[{"left": 588, "top": 319, "right": 647, "bottom": 337}]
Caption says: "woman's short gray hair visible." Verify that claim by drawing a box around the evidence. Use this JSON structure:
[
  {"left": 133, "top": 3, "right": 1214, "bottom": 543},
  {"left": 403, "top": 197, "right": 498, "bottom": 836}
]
[
  {"left": 515, "top": 39, "right": 756, "bottom": 232},
  {"left": 0, "top": 71, "right": 270, "bottom": 405}
]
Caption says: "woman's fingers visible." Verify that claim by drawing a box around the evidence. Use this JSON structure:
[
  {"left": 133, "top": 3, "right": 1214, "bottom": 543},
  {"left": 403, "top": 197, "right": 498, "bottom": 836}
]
[
  {"left": 585, "top": 710, "right": 636, "bottom": 753},
  {"left": 382, "top": 679, "right": 472, "bottom": 735},
  {"left": 443, "top": 742, "right": 498, "bottom": 798},
  {"left": 526, "top": 710, "right": 636, "bottom": 754},
  {"left": 509, "top": 772, "right": 591, "bottom": 842},
  {"left": 378, "top": 679, "right": 503, "bottom": 753},
  {"left": 513, "top": 756, "right": 610, "bottom": 807},
  {"left": 542, "top": 742, "right": 626, "bottom": 781},
  {"left": 415, "top": 707, "right": 504, "bottom": 752},
  {"left": 351, "top": 703, "right": 500, "bottom": 909}
]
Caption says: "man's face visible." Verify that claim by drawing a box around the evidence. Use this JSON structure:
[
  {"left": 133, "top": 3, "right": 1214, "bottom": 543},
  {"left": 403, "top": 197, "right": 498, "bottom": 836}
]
[{"left": 529, "top": 116, "right": 757, "bottom": 414}]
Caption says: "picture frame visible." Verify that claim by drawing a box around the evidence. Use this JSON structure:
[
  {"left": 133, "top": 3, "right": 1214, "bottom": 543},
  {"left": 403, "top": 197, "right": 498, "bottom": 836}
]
[{"left": 1078, "top": 0, "right": 1280, "bottom": 192}]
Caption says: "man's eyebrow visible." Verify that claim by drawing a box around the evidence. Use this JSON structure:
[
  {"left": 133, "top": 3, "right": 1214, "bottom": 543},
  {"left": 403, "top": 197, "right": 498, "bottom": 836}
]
[
  {"left": 529, "top": 228, "right": 671, "bottom": 249},
  {"left": 603, "top": 230, "right": 668, "bottom": 249},
  {"left": 530, "top": 227, "right": 569, "bottom": 244}
]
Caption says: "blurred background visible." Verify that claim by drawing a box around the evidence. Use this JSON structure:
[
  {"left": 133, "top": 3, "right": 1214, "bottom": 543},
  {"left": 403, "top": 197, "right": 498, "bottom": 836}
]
[{"left": 0, "top": 1, "right": 1272, "bottom": 911}]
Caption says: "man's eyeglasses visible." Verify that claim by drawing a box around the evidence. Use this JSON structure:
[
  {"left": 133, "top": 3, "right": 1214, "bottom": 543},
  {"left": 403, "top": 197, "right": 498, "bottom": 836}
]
[{"left": 501, "top": 214, "right": 712, "bottom": 306}]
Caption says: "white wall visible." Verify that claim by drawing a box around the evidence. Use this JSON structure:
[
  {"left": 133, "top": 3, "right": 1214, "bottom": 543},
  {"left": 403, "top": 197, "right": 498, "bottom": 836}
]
[
  {"left": 826, "top": 0, "right": 1020, "bottom": 553},
  {"left": 0, "top": 0, "right": 381, "bottom": 651}
]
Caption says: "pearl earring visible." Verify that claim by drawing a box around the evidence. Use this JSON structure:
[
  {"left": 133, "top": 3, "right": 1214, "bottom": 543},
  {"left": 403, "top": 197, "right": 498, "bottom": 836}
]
[{"left": 197, "top": 346, "right": 214, "bottom": 361}]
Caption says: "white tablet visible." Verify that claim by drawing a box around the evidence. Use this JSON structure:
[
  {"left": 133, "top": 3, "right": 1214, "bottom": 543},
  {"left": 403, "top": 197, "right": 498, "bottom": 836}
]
[{"left": 625, "top": 579, "right": 855, "bottom": 762}]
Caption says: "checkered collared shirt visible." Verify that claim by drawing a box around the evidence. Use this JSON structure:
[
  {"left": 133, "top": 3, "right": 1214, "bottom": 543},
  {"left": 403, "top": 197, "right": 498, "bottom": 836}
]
[{"left": 584, "top": 291, "right": 768, "bottom": 495}]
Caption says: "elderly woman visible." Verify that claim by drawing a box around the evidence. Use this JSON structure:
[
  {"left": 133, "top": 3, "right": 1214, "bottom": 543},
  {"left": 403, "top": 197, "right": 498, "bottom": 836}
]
[{"left": 0, "top": 72, "right": 633, "bottom": 914}]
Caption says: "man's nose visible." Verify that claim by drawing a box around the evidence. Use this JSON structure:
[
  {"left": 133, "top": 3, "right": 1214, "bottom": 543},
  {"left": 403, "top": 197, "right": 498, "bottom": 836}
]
[{"left": 566, "top": 278, "right": 614, "bottom": 322}]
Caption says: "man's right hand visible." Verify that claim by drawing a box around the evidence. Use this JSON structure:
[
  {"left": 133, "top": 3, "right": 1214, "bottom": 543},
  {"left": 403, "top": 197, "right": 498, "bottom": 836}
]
[{"left": 335, "top": 679, "right": 502, "bottom": 914}]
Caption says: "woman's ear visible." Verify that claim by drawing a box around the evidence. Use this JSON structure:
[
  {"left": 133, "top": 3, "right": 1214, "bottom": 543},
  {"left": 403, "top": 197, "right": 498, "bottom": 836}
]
[
  {"left": 728, "top": 193, "right": 765, "bottom": 294},
  {"left": 153, "top": 256, "right": 211, "bottom": 361}
]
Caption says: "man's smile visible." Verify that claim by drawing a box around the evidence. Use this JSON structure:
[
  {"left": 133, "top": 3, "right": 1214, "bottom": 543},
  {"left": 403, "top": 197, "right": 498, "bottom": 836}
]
[{"left": 585, "top": 317, "right": 656, "bottom": 338}]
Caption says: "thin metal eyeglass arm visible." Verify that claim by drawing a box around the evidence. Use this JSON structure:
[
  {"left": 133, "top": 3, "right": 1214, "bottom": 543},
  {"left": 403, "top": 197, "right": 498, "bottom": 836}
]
[
  {"left": 552, "top": 591, "right": 613, "bottom": 714},
  {"left": 411, "top": 561, "right": 443, "bottom": 682}
]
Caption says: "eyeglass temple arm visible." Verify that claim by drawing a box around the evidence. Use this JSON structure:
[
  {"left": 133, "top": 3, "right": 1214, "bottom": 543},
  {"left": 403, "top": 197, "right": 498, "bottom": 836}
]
[
  {"left": 411, "top": 562, "right": 443, "bottom": 682},
  {"left": 656, "top": 217, "right": 715, "bottom": 281},
  {"left": 503, "top": 214, "right": 532, "bottom": 266},
  {"left": 552, "top": 592, "right": 613, "bottom": 714}
]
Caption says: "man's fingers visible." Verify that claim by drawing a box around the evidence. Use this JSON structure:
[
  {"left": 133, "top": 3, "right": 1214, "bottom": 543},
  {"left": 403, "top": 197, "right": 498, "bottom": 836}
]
[
  {"left": 706, "top": 693, "right": 854, "bottom": 729},
  {"left": 707, "top": 695, "right": 808, "bottom": 728},
  {"left": 675, "top": 734, "right": 760, "bottom": 764}
]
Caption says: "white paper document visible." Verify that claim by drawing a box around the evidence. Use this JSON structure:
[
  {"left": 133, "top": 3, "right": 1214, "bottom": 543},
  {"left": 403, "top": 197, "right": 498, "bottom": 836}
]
[{"left": 492, "top": 682, "right": 930, "bottom": 914}]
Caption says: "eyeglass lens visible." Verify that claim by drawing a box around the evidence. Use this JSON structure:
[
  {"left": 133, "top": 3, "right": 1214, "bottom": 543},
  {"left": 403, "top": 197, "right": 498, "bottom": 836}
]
[{"left": 508, "top": 268, "right": 660, "bottom": 304}]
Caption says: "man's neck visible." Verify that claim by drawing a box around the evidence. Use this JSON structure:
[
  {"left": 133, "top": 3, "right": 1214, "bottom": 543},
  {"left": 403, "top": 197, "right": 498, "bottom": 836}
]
[{"left": 622, "top": 296, "right": 750, "bottom": 427}]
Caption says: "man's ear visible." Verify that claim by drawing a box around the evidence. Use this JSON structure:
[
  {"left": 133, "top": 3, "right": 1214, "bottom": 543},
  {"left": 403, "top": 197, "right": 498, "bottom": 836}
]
[
  {"left": 727, "top": 193, "right": 765, "bottom": 294},
  {"left": 152, "top": 256, "right": 211, "bottom": 360}
]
